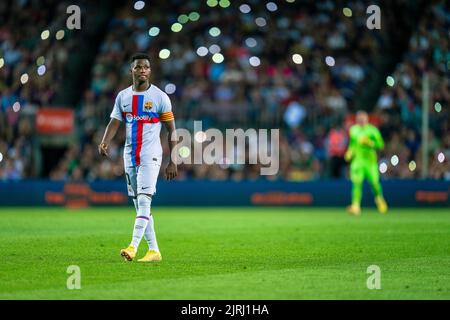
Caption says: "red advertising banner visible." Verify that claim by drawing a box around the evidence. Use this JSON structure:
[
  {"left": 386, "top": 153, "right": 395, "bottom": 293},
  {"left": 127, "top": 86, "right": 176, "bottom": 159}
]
[{"left": 36, "top": 108, "right": 74, "bottom": 134}]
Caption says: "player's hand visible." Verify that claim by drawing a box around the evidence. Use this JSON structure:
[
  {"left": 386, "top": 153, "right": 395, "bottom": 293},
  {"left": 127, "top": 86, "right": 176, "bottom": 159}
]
[
  {"left": 165, "top": 162, "right": 177, "bottom": 180},
  {"left": 344, "top": 150, "right": 353, "bottom": 162},
  {"left": 98, "top": 142, "right": 109, "bottom": 157},
  {"left": 358, "top": 136, "right": 374, "bottom": 147}
]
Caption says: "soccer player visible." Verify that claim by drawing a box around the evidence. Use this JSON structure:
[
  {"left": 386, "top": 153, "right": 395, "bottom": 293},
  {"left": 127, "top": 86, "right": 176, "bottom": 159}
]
[
  {"left": 344, "top": 111, "right": 388, "bottom": 215},
  {"left": 98, "top": 53, "right": 178, "bottom": 262}
]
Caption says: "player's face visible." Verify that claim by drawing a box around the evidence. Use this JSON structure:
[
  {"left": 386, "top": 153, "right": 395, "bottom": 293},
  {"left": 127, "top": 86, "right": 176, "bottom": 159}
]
[
  {"left": 131, "top": 59, "right": 151, "bottom": 82},
  {"left": 356, "top": 113, "right": 368, "bottom": 126}
]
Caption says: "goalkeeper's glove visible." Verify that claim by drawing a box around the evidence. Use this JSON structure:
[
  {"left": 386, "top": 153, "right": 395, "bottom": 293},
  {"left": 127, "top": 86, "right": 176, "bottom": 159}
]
[
  {"left": 358, "top": 136, "right": 374, "bottom": 147},
  {"left": 344, "top": 150, "right": 353, "bottom": 162}
]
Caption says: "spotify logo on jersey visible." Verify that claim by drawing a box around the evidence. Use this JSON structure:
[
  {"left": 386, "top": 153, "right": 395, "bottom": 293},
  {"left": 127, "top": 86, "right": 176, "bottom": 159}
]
[{"left": 125, "top": 114, "right": 151, "bottom": 122}]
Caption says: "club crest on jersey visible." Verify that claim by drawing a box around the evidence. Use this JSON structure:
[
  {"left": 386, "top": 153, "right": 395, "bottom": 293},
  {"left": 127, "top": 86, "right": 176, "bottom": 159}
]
[{"left": 144, "top": 101, "right": 153, "bottom": 111}]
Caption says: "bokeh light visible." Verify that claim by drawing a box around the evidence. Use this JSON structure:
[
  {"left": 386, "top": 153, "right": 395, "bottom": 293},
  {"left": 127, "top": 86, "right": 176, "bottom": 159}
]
[
  {"left": 438, "top": 152, "right": 445, "bottom": 163},
  {"left": 212, "top": 53, "right": 224, "bottom": 63},
  {"left": 55, "top": 30, "right": 65, "bottom": 40},
  {"left": 159, "top": 49, "right": 171, "bottom": 59},
  {"left": 434, "top": 102, "right": 442, "bottom": 112},
  {"left": 20, "top": 73, "right": 29, "bottom": 84},
  {"left": 409, "top": 161, "right": 416, "bottom": 171},
  {"left": 195, "top": 131, "right": 207, "bottom": 143},
  {"left": 207, "top": 0, "right": 218, "bottom": 7},
  {"left": 37, "top": 65, "right": 46, "bottom": 76},
  {"left": 266, "top": 2, "right": 278, "bottom": 12},
  {"left": 134, "top": 1, "right": 145, "bottom": 10},
  {"left": 196, "top": 46, "right": 208, "bottom": 57},
  {"left": 292, "top": 54, "right": 303, "bottom": 64},
  {"left": 164, "top": 83, "right": 176, "bottom": 94},
  {"left": 0, "top": 58, "right": 4, "bottom": 69},
  {"left": 249, "top": 56, "right": 261, "bottom": 67},
  {"left": 41, "top": 30, "right": 50, "bottom": 40},
  {"left": 325, "top": 56, "right": 335, "bottom": 66},
  {"left": 189, "top": 12, "right": 200, "bottom": 21},
  {"left": 255, "top": 17, "right": 267, "bottom": 27},
  {"left": 148, "top": 27, "right": 160, "bottom": 37},
  {"left": 386, "top": 76, "right": 395, "bottom": 87},
  {"left": 343, "top": 8, "right": 353, "bottom": 17},
  {"left": 209, "top": 27, "right": 221, "bottom": 37},
  {"left": 178, "top": 14, "right": 189, "bottom": 24},
  {"left": 379, "top": 162, "right": 388, "bottom": 174},
  {"left": 171, "top": 23, "right": 183, "bottom": 33},
  {"left": 209, "top": 44, "right": 221, "bottom": 54},
  {"left": 219, "top": 0, "right": 230, "bottom": 8},
  {"left": 36, "top": 56, "right": 45, "bottom": 66},
  {"left": 179, "top": 146, "right": 191, "bottom": 158},
  {"left": 12, "top": 102, "right": 21, "bottom": 112},
  {"left": 0, "top": 152, "right": 3, "bottom": 163},
  {"left": 391, "top": 155, "right": 399, "bottom": 166},
  {"left": 245, "top": 37, "right": 257, "bottom": 48},
  {"left": 239, "top": 4, "right": 251, "bottom": 14}
]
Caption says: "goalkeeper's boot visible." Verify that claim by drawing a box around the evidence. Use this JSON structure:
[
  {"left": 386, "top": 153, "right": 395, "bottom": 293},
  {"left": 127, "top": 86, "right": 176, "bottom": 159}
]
[
  {"left": 346, "top": 204, "right": 361, "bottom": 216},
  {"left": 138, "top": 250, "right": 162, "bottom": 262},
  {"left": 375, "top": 196, "right": 388, "bottom": 214},
  {"left": 120, "top": 245, "right": 136, "bottom": 261}
]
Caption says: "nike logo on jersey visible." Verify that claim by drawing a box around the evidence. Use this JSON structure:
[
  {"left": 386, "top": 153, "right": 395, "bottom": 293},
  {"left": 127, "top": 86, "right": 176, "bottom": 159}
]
[{"left": 142, "top": 187, "right": 149, "bottom": 190}]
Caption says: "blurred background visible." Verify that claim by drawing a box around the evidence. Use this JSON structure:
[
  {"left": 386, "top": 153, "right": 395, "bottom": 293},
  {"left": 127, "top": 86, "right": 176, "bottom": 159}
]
[{"left": 0, "top": 0, "right": 448, "bottom": 207}]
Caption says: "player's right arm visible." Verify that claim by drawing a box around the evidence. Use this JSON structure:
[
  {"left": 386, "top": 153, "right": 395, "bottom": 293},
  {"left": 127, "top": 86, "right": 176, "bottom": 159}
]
[
  {"left": 345, "top": 126, "right": 355, "bottom": 162},
  {"left": 99, "top": 93, "right": 123, "bottom": 157},
  {"left": 372, "top": 126, "right": 384, "bottom": 151},
  {"left": 99, "top": 118, "right": 121, "bottom": 157}
]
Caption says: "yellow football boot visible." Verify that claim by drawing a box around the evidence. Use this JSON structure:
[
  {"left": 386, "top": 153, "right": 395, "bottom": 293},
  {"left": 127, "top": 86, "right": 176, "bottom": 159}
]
[
  {"left": 138, "top": 250, "right": 162, "bottom": 262},
  {"left": 346, "top": 204, "right": 361, "bottom": 216},
  {"left": 120, "top": 245, "right": 136, "bottom": 261},
  {"left": 375, "top": 196, "right": 388, "bottom": 214}
]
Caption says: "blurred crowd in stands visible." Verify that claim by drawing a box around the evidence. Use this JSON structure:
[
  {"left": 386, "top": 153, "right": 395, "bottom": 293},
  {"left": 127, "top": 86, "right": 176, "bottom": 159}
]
[
  {"left": 0, "top": 0, "right": 448, "bottom": 181},
  {"left": 0, "top": 0, "right": 74, "bottom": 179},
  {"left": 374, "top": 3, "right": 449, "bottom": 180}
]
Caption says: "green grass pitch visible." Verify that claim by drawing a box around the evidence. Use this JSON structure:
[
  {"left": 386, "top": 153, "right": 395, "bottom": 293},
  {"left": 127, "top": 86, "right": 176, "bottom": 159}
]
[{"left": 0, "top": 207, "right": 449, "bottom": 299}]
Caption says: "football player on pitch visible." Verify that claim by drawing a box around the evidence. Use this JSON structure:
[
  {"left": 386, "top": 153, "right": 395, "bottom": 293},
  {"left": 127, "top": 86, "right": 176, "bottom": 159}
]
[
  {"left": 345, "top": 111, "right": 388, "bottom": 216},
  {"left": 99, "top": 53, "right": 177, "bottom": 262}
]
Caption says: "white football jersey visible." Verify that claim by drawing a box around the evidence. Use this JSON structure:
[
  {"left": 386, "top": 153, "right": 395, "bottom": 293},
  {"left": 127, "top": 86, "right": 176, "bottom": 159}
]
[{"left": 110, "top": 84, "right": 174, "bottom": 167}]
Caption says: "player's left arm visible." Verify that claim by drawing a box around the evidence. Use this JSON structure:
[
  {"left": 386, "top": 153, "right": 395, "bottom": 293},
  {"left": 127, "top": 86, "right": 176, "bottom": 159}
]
[
  {"left": 372, "top": 127, "right": 384, "bottom": 151},
  {"left": 162, "top": 119, "right": 178, "bottom": 180},
  {"left": 159, "top": 93, "right": 178, "bottom": 180}
]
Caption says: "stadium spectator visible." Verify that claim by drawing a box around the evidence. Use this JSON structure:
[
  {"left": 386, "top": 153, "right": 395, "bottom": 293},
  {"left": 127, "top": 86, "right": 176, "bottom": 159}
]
[{"left": 0, "top": 1, "right": 448, "bottom": 181}]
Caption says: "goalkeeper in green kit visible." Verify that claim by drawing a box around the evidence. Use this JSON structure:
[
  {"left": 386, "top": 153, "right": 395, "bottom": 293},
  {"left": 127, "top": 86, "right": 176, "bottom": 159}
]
[{"left": 345, "top": 111, "right": 388, "bottom": 215}]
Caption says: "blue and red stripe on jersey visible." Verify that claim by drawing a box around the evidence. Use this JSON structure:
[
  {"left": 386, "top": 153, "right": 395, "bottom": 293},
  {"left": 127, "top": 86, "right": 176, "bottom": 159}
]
[{"left": 121, "top": 95, "right": 160, "bottom": 166}]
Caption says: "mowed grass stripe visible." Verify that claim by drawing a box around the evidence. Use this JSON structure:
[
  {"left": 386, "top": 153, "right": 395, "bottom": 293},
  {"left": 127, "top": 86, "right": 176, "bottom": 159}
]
[{"left": 0, "top": 207, "right": 449, "bottom": 299}]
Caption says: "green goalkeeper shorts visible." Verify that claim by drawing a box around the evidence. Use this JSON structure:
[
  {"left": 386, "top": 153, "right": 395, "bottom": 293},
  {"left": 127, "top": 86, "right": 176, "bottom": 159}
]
[{"left": 350, "top": 161, "right": 380, "bottom": 185}]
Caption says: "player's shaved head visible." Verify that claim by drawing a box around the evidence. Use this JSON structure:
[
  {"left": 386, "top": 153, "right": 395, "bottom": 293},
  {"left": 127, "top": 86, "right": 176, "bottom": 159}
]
[
  {"left": 131, "top": 53, "right": 151, "bottom": 66},
  {"left": 356, "top": 111, "right": 369, "bottom": 126}
]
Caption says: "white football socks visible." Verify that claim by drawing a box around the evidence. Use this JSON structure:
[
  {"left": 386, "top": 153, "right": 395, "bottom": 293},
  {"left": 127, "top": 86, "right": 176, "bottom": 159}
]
[
  {"left": 130, "top": 194, "right": 151, "bottom": 249},
  {"left": 130, "top": 195, "right": 159, "bottom": 252},
  {"left": 144, "top": 215, "right": 159, "bottom": 252}
]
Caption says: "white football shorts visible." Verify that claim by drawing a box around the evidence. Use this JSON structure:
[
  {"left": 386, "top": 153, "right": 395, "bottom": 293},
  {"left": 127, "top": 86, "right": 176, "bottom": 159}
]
[{"left": 124, "top": 162, "right": 161, "bottom": 197}]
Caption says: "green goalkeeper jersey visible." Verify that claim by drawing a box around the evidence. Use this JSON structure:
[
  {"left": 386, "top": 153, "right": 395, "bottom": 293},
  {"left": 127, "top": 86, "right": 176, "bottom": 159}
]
[{"left": 347, "top": 124, "right": 384, "bottom": 164}]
